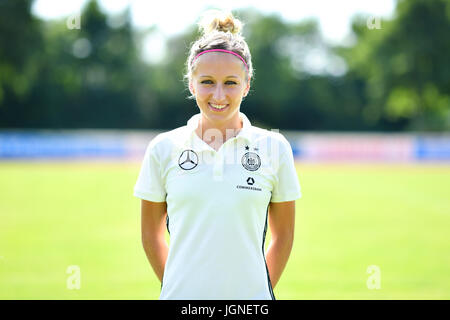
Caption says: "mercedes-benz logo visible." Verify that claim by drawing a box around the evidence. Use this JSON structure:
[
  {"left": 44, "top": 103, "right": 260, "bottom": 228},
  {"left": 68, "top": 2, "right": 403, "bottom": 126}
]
[{"left": 178, "top": 149, "right": 198, "bottom": 170}]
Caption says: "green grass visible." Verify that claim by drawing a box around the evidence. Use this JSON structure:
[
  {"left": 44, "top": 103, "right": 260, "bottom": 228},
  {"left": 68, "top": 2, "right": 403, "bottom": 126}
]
[{"left": 1, "top": 161, "right": 449, "bottom": 299}]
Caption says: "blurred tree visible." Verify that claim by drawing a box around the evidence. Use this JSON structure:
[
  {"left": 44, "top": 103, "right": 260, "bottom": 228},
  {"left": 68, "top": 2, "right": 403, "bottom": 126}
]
[
  {"left": 0, "top": 0, "right": 448, "bottom": 131},
  {"left": 1, "top": 0, "right": 158, "bottom": 129},
  {"left": 146, "top": 24, "right": 199, "bottom": 129},
  {"left": 29, "top": 0, "right": 152, "bottom": 129},
  {"left": 341, "top": 0, "right": 450, "bottom": 131},
  {"left": 239, "top": 10, "right": 368, "bottom": 131},
  {"left": 0, "top": 0, "right": 43, "bottom": 126}
]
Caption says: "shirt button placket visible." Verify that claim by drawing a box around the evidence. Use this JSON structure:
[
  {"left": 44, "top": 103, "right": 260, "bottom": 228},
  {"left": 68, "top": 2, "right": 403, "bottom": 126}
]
[{"left": 213, "top": 150, "right": 224, "bottom": 182}]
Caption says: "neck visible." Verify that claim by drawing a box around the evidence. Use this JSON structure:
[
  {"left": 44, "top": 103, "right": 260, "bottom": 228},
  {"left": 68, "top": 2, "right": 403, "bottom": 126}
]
[{"left": 195, "top": 112, "right": 243, "bottom": 149}]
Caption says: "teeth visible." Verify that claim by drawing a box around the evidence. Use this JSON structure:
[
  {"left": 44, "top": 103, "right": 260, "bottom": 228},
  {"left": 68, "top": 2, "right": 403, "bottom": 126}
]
[{"left": 210, "top": 103, "right": 227, "bottom": 109}]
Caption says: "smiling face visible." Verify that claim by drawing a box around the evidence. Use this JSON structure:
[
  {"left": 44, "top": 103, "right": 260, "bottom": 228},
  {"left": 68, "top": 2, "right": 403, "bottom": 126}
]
[{"left": 190, "top": 52, "right": 250, "bottom": 129}]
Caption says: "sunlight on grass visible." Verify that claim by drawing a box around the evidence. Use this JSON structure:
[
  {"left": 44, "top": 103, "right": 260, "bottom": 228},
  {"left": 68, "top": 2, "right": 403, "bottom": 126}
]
[{"left": 1, "top": 162, "right": 449, "bottom": 299}]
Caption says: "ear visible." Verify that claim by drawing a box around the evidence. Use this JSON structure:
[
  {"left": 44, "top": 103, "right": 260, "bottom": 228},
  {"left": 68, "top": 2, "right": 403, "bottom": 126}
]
[
  {"left": 189, "top": 82, "right": 195, "bottom": 96},
  {"left": 243, "top": 78, "right": 250, "bottom": 97}
]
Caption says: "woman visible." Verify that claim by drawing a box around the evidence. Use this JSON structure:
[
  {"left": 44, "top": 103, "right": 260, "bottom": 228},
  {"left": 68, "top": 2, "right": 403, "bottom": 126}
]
[{"left": 134, "top": 10, "right": 301, "bottom": 300}]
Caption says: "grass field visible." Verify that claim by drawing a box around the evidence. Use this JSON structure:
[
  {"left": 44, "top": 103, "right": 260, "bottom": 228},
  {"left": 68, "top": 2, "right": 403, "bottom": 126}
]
[{"left": 1, "top": 161, "right": 449, "bottom": 299}]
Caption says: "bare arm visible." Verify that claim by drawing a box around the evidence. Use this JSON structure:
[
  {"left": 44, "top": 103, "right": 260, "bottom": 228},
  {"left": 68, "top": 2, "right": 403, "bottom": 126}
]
[
  {"left": 265, "top": 200, "right": 295, "bottom": 289},
  {"left": 141, "top": 199, "right": 169, "bottom": 283}
]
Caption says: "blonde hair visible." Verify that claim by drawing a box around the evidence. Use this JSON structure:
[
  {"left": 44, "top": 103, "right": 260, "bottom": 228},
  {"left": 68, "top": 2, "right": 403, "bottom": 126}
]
[
  {"left": 198, "top": 9, "right": 243, "bottom": 35},
  {"left": 185, "top": 10, "right": 254, "bottom": 98}
]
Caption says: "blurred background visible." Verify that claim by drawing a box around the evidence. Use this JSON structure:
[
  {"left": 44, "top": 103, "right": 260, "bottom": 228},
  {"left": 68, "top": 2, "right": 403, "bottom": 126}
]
[{"left": 0, "top": 0, "right": 449, "bottom": 299}]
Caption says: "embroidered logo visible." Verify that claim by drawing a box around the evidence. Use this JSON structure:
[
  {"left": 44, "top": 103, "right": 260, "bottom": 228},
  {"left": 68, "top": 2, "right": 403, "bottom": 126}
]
[{"left": 242, "top": 151, "right": 261, "bottom": 171}]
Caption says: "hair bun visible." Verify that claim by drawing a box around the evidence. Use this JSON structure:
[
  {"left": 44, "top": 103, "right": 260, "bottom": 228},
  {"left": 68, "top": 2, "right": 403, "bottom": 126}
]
[{"left": 198, "top": 9, "right": 243, "bottom": 35}]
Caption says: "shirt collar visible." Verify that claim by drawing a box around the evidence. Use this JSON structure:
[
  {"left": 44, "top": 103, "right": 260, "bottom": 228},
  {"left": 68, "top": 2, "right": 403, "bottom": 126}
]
[{"left": 185, "top": 112, "right": 253, "bottom": 148}]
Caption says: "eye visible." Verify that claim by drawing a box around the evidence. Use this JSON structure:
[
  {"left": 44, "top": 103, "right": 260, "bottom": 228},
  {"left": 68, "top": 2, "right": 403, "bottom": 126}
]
[{"left": 200, "top": 80, "right": 237, "bottom": 85}]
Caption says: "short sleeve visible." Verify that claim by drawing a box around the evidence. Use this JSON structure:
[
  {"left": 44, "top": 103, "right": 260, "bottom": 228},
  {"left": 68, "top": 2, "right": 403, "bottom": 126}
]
[
  {"left": 133, "top": 140, "right": 167, "bottom": 202},
  {"left": 270, "top": 137, "right": 302, "bottom": 203}
]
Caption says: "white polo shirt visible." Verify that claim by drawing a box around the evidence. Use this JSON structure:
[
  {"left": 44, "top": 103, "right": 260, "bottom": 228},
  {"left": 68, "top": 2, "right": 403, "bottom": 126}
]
[{"left": 134, "top": 112, "right": 301, "bottom": 300}]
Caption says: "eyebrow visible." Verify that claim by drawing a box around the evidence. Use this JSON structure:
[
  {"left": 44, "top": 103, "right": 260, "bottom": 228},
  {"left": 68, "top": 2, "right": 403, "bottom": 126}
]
[{"left": 199, "top": 75, "right": 239, "bottom": 79}]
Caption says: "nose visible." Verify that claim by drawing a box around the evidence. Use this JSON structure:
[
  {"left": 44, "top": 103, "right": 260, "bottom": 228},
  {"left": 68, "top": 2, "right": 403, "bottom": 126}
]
[{"left": 212, "top": 84, "right": 226, "bottom": 103}]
